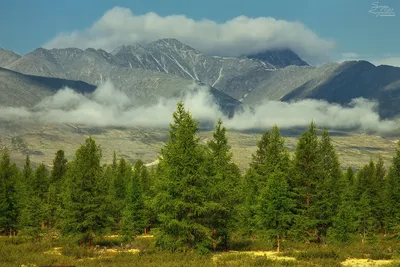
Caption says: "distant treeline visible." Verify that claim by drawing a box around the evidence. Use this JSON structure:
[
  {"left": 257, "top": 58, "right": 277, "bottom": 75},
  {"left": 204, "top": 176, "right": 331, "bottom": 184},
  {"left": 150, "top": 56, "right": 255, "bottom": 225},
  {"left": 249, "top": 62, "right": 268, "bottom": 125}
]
[{"left": 1, "top": 101, "right": 400, "bottom": 253}]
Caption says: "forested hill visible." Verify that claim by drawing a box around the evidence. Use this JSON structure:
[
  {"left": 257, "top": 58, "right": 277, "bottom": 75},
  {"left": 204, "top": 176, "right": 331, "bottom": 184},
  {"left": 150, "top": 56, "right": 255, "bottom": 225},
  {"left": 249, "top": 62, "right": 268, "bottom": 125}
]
[{"left": 1, "top": 101, "right": 400, "bottom": 253}]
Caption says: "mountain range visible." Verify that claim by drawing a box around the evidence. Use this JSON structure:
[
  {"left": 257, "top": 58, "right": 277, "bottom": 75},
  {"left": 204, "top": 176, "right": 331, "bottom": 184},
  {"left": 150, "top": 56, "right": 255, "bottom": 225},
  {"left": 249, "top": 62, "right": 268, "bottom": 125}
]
[{"left": 1, "top": 38, "right": 400, "bottom": 119}]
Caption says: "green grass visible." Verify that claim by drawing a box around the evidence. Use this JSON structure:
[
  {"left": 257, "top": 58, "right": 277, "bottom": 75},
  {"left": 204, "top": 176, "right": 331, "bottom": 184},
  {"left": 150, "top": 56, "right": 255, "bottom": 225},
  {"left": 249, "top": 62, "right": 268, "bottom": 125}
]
[{"left": 2, "top": 234, "right": 400, "bottom": 267}]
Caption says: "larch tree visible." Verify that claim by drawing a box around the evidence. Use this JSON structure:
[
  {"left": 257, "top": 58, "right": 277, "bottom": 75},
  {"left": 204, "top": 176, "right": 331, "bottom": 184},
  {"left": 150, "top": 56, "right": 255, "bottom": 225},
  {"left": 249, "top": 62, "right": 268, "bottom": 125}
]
[
  {"left": 154, "top": 101, "right": 210, "bottom": 253},
  {"left": 61, "top": 137, "right": 109, "bottom": 247},
  {"left": 207, "top": 118, "right": 241, "bottom": 251},
  {"left": 255, "top": 125, "right": 294, "bottom": 252},
  {"left": 121, "top": 160, "right": 146, "bottom": 241},
  {"left": 0, "top": 148, "right": 19, "bottom": 236},
  {"left": 48, "top": 150, "right": 68, "bottom": 230},
  {"left": 385, "top": 142, "right": 400, "bottom": 233},
  {"left": 291, "top": 122, "right": 321, "bottom": 243},
  {"left": 242, "top": 131, "right": 271, "bottom": 236},
  {"left": 313, "top": 129, "right": 342, "bottom": 242}
]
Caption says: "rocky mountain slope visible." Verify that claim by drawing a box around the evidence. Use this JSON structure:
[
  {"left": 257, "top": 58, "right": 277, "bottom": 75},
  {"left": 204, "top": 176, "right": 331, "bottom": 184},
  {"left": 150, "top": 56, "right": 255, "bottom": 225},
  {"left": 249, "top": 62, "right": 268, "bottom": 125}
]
[
  {"left": 0, "top": 48, "right": 21, "bottom": 67},
  {"left": 2, "top": 38, "right": 400, "bottom": 118},
  {"left": 0, "top": 67, "right": 95, "bottom": 107}
]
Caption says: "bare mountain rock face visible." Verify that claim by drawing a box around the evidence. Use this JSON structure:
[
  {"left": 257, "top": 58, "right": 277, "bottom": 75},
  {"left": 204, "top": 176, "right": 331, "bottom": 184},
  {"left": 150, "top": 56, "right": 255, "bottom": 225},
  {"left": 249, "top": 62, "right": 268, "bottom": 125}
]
[
  {"left": 2, "top": 38, "right": 400, "bottom": 118},
  {"left": 0, "top": 48, "right": 21, "bottom": 68}
]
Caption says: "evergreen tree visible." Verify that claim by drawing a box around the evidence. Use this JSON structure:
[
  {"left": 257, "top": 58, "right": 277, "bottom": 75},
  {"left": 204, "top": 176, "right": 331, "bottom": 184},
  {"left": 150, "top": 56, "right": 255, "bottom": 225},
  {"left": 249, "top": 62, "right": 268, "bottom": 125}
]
[
  {"left": 132, "top": 160, "right": 154, "bottom": 234},
  {"left": 121, "top": 161, "right": 146, "bottom": 240},
  {"left": 50, "top": 150, "right": 68, "bottom": 184},
  {"left": 357, "top": 192, "right": 375, "bottom": 243},
  {"left": 61, "top": 137, "right": 109, "bottom": 247},
  {"left": 47, "top": 150, "right": 68, "bottom": 230},
  {"left": 374, "top": 157, "right": 386, "bottom": 232},
  {"left": 19, "top": 163, "right": 50, "bottom": 237},
  {"left": 242, "top": 131, "right": 271, "bottom": 235},
  {"left": 254, "top": 125, "right": 294, "bottom": 251},
  {"left": 328, "top": 177, "right": 357, "bottom": 243},
  {"left": 313, "top": 129, "right": 342, "bottom": 242},
  {"left": 385, "top": 142, "right": 400, "bottom": 232},
  {"left": 345, "top": 167, "right": 355, "bottom": 187},
  {"left": 291, "top": 122, "right": 321, "bottom": 242},
  {"left": 354, "top": 160, "right": 381, "bottom": 236},
  {"left": 154, "top": 101, "right": 211, "bottom": 252},
  {"left": 207, "top": 118, "right": 241, "bottom": 251},
  {"left": 23, "top": 155, "right": 32, "bottom": 181},
  {"left": 0, "top": 148, "right": 19, "bottom": 236}
]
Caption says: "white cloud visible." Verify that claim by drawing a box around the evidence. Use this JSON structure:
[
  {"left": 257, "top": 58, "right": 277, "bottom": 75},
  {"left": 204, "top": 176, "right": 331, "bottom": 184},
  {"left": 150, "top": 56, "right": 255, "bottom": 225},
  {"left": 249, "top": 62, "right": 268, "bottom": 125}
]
[
  {"left": 0, "top": 81, "right": 397, "bottom": 134},
  {"left": 44, "top": 7, "right": 334, "bottom": 65}
]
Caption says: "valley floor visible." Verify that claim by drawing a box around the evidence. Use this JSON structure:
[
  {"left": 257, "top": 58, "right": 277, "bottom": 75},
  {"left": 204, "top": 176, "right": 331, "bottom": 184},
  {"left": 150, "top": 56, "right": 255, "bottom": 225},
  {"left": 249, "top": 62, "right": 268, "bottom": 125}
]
[
  {"left": 2, "top": 233, "right": 400, "bottom": 267},
  {"left": 0, "top": 122, "right": 398, "bottom": 171}
]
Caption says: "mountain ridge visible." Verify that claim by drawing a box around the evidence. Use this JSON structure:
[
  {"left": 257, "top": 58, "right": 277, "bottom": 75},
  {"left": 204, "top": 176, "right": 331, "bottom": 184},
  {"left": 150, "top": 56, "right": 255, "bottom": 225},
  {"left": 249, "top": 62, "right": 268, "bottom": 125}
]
[{"left": 2, "top": 38, "right": 400, "bottom": 118}]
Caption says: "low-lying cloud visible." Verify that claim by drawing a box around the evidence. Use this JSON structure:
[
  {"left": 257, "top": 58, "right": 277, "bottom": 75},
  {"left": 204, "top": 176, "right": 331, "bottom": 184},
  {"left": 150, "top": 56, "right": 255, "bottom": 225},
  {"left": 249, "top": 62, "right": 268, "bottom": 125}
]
[
  {"left": 44, "top": 7, "right": 334, "bottom": 65},
  {"left": 0, "top": 81, "right": 397, "bottom": 134}
]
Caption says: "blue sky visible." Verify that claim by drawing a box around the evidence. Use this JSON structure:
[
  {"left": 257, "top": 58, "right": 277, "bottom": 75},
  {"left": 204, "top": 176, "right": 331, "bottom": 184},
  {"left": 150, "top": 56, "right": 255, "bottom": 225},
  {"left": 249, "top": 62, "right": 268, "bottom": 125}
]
[{"left": 0, "top": 0, "right": 399, "bottom": 65}]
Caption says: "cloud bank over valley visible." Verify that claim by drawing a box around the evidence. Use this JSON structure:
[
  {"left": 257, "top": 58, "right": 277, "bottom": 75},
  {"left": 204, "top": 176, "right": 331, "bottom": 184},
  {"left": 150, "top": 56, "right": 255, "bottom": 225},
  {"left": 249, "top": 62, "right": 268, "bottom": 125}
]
[{"left": 0, "top": 81, "right": 397, "bottom": 134}]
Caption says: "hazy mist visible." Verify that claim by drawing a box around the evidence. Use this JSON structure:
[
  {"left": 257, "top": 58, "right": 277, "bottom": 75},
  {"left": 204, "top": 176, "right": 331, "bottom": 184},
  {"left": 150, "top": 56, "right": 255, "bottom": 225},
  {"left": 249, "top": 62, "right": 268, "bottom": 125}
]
[{"left": 0, "top": 81, "right": 397, "bottom": 134}]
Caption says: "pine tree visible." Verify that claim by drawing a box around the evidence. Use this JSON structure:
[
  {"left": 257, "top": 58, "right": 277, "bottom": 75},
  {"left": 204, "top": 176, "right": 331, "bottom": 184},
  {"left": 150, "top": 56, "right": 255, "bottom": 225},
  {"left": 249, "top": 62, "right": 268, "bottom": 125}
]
[
  {"left": 0, "top": 148, "right": 19, "bottom": 236},
  {"left": 61, "top": 137, "right": 109, "bottom": 247},
  {"left": 19, "top": 163, "right": 50, "bottom": 237},
  {"left": 242, "top": 131, "right": 271, "bottom": 235},
  {"left": 253, "top": 125, "right": 293, "bottom": 251},
  {"left": 207, "top": 118, "right": 241, "bottom": 251},
  {"left": 154, "top": 101, "right": 211, "bottom": 252},
  {"left": 345, "top": 167, "right": 355, "bottom": 187},
  {"left": 374, "top": 157, "right": 386, "bottom": 232},
  {"left": 291, "top": 122, "right": 321, "bottom": 242},
  {"left": 132, "top": 160, "right": 154, "bottom": 234},
  {"left": 23, "top": 155, "right": 32, "bottom": 181},
  {"left": 385, "top": 142, "right": 400, "bottom": 232},
  {"left": 352, "top": 160, "right": 383, "bottom": 242},
  {"left": 257, "top": 169, "right": 294, "bottom": 252},
  {"left": 121, "top": 161, "right": 146, "bottom": 241},
  {"left": 50, "top": 150, "right": 68, "bottom": 184},
  {"left": 313, "top": 129, "right": 342, "bottom": 242},
  {"left": 47, "top": 150, "right": 68, "bottom": 230},
  {"left": 328, "top": 176, "right": 357, "bottom": 243}
]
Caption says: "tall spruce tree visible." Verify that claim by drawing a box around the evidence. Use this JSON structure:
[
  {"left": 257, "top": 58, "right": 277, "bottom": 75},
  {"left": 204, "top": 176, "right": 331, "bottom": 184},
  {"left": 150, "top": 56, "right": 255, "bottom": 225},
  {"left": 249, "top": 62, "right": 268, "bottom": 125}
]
[
  {"left": 354, "top": 160, "right": 381, "bottom": 237},
  {"left": 50, "top": 150, "right": 68, "bottom": 184},
  {"left": 0, "top": 148, "right": 19, "bottom": 236},
  {"left": 154, "top": 101, "right": 211, "bottom": 252},
  {"left": 46, "top": 150, "right": 68, "bottom": 230},
  {"left": 61, "top": 137, "right": 109, "bottom": 247},
  {"left": 242, "top": 131, "right": 271, "bottom": 235},
  {"left": 328, "top": 175, "right": 357, "bottom": 243},
  {"left": 291, "top": 122, "right": 321, "bottom": 242},
  {"left": 207, "top": 118, "right": 241, "bottom": 251},
  {"left": 23, "top": 155, "right": 32, "bottom": 181},
  {"left": 121, "top": 160, "right": 146, "bottom": 240},
  {"left": 385, "top": 142, "right": 400, "bottom": 232},
  {"left": 255, "top": 125, "right": 294, "bottom": 252},
  {"left": 19, "top": 163, "right": 50, "bottom": 238},
  {"left": 313, "top": 129, "right": 342, "bottom": 242}
]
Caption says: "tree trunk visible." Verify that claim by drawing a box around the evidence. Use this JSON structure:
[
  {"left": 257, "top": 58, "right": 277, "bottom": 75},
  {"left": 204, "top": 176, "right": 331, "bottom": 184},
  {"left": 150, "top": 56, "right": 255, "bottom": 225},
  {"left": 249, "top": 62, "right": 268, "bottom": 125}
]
[
  {"left": 41, "top": 220, "right": 45, "bottom": 230},
  {"left": 144, "top": 227, "right": 147, "bottom": 235},
  {"left": 306, "top": 190, "right": 310, "bottom": 244},
  {"left": 186, "top": 234, "right": 190, "bottom": 250},
  {"left": 223, "top": 234, "right": 228, "bottom": 252},
  {"left": 81, "top": 240, "right": 85, "bottom": 248},
  {"left": 212, "top": 227, "right": 217, "bottom": 251},
  {"left": 89, "top": 237, "right": 93, "bottom": 249},
  {"left": 277, "top": 235, "right": 280, "bottom": 252}
]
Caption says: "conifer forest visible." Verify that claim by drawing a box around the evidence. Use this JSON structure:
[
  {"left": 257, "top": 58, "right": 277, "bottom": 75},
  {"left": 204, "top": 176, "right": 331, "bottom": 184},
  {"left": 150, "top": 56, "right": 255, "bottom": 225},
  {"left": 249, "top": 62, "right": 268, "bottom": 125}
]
[{"left": 2, "top": 102, "right": 400, "bottom": 266}]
